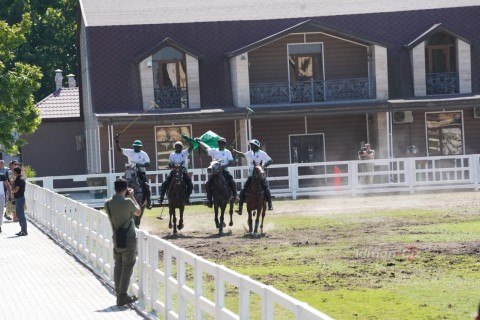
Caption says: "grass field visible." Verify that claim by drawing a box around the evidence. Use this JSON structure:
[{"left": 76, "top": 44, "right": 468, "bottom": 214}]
[{"left": 141, "top": 193, "right": 480, "bottom": 319}]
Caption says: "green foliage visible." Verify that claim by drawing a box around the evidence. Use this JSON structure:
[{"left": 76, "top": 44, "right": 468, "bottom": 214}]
[
  {"left": 22, "top": 164, "right": 36, "bottom": 178},
  {"left": 0, "top": 13, "right": 42, "bottom": 155},
  {"left": 0, "top": 0, "right": 78, "bottom": 100}
]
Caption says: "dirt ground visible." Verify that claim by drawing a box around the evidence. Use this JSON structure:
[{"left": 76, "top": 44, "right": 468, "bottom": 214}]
[{"left": 143, "top": 191, "right": 480, "bottom": 261}]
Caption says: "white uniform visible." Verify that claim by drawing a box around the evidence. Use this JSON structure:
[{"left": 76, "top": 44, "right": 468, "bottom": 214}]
[
  {"left": 122, "top": 149, "right": 150, "bottom": 172},
  {"left": 169, "top": 150, "right": 190, "bottom": 169},
  {"left": 245, "top": 150, "right": 272, "bottom": 176},
  {"left": 207, "top": 148, "right": 233, "bottom": 171}
]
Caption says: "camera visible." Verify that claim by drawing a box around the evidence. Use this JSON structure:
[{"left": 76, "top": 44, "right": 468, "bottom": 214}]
[{"left": 358, "top": 147, "right": 367, "bottom": 154}]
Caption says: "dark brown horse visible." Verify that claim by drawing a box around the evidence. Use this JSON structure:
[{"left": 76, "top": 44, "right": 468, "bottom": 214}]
[
  {"left": 246, "top": 161, "right": 267, "bottom": 235},
  {"left": 124, "top": 164, "right": 146, "bottom": 228},
  {"left": 207, "top": 159, "right": 234, "bottom": 234},
  {"left": 166, "top": 165, "right": 187, "bottom": 234}
]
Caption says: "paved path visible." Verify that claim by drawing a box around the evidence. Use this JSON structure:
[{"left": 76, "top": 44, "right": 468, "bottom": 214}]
[{"left": 0, "top": 216, "right": 146, "bottom": 320}]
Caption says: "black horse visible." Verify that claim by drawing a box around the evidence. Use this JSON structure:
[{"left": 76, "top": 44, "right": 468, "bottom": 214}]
[
  {"left": 124, "top": 164, "right": 146, "bottom": 228},
  {"left": 207, "top": 159, "right": 234, "bottom": 234},
  {"left": 246, "top": 161, "right": 267, "bottom": 235},
  {"left": 165, "top": 164, "right": 187, "bottom": 234}
]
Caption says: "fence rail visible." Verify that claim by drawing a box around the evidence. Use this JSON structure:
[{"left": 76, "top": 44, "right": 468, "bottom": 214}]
[
  {"left": 28, "top": 154, "right": 480, "bottom": 208},
  {"left": 25, "top": 184, "right": 333, "bottom": 320}
]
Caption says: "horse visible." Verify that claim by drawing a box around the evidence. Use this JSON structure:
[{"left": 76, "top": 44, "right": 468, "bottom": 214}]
[
  {"left": 165, "top": 164, "right": 187, "bottom": 234},
  {"left": 207, "top": 159, "right": 234, "bottom": 234},
  {"left": 124, "top": 164, "right": 147, "bottom": 228},
  {"left": 246, "top": 161, "right": 267, "bottom": 236}
]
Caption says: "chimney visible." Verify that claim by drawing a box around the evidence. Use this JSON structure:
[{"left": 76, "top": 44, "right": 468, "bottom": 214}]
[
  {"left": 67, "top": 74, "right": 76, "bottom": 88},
  {"left": 55, "top": 69, "right": 63, "bottom": 90}
]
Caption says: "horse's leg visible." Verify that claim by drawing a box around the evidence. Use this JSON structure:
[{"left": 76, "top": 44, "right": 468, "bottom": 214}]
[
  {"left": 254, "top": 205, "right": 261, "bottom": 234},
  {"left": 221, "top": 206, "right": 226, "bottom": 228},
  {"left": 219, "top": 207, "right": 224, "bottom": 235},
  {"left": 168, "top": 206, "right": 173, "bottom": 229},
  {"left": 260, "top": 204, "right": 266, "bottom": 234},
  {"left": 214, "top": 205, "right": 220, "bottom": 229},
  {"left": 248, "top": 210, "right": 253, "bottom": 234},
  {"left": 178, "top": 206, "right": 184, "bottom": 230},
  {"left": 228, "top": 199, "right": 233, "bottom": 227},
  {"left": 172, "top": 209, "right": 177, "bottom": 234}
]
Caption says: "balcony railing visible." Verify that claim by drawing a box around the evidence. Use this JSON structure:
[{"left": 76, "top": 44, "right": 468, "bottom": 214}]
[
  {"left": 250, "top": 78, "right": 374, "bottom": 105},
  {"left": 154, "top": 87, "right": 188, "bottom": 109},
  {"left": 426, "top": 72, "right": 459, "bottom": 95}
]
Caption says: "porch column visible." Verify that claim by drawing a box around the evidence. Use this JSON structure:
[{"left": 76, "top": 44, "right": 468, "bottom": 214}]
[
  {"left": 229, "top": 54, "right": 250, "bottom": 108},
  {"left": 373, "top": 112, "right": 389, "bottom": 159}
]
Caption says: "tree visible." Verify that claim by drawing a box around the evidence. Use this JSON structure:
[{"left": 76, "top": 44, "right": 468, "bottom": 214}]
[
  {"left": 0, "top": 0, "right": 77, "bottom": 100},
  {"left": 0, "top": 13, "right": 42, "bottom": 155}
]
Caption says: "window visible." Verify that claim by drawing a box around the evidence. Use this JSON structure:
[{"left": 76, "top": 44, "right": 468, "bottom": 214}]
[
  {"left": 426, "top": 111, "right": 463, "bottom": 156},
  {"left": 288, "top": 43, "right": 324, "bottom": 82},
  {"left": 155, "top": 125, "right": 193, "bottom": 169},
  {"left": 289, "top": 133, "right": 325, "bottom": 164},
  {"left": 153, "top": 47, "right": 188, "bottom": 108},
  {"left": 425, "top": 32, "right": 458, "bottom": 95}
]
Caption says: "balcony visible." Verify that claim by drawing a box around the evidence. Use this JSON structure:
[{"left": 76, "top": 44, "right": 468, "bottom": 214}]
[
  {"left": 426, "top": 72, "right": 459, "bottom": 95},
  {"left": 154, "top": 87, "right": 189, "bottom": 109},
  {"left": 250, "top": 78, "right": 375, "bottom": 105}
]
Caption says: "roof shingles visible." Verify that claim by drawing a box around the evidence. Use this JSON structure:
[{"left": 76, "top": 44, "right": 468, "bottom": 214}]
[{"left": 36, "top": 88, "right": 81, "bottom": 119}]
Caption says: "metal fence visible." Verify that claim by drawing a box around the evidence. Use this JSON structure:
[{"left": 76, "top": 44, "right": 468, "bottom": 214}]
[
  {"left": 28, "top": 154, "right": 480, "bottom": 208},
  {"left": 25, "top": 184, "right": 333, "bottom": 320}
]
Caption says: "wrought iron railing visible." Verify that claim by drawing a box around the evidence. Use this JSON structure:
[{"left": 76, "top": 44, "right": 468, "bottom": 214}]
[
  {"left": 154, "top": 87, "right": 188, "bottom": 108},
  {"left": 426, "top": 72, "right": 459, "bottom": 95},
  {"left": 250, "top": 78, "right": 374, "bottom": 105}
]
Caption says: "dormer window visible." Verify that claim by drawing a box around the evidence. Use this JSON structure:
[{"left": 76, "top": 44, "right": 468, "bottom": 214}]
[
  {"left": 153, "top": 47, "right": 188, "bottom": 108},
  {"left": 425, "top": 32, "right": 458, "bottom": 95}
]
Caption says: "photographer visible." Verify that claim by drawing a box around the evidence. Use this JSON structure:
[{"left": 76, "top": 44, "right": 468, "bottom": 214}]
[
  {"left": 104, "top": 178, "right": 140, "bottom": 306},
  {"left": 358, "top": 143, "right": 375, "bottom": 184}
]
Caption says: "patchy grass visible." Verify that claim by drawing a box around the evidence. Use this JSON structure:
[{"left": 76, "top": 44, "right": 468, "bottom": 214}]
[{"left": 143, "top": 194, "right": 480, "bottom": 320}]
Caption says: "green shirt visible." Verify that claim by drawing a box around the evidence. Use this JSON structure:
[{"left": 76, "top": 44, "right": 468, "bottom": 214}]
[{"left": 105, "top": 194, "right": 137, "bottom": 238}]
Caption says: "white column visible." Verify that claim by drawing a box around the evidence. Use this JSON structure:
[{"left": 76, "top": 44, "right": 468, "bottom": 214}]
[
  {"left": 186, "top": 54, "right": 201, "bottom": 109},
  {"left": 457, "top": 39, "right": 472, "bottom": 94},
  {"left": 230, "top": 54, "right": 250, "bottom": 108},
  {"left": 411, "top": 42, "right": 426, "bottom": 97},
  {"left": 372, "top": 45, "right": 389, "bottom": 100}
]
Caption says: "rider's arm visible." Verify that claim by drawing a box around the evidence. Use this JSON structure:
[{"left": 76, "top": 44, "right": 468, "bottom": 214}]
[
  {"left": 229, "top": 147, "right": 246, "bottom": 158},
  {"left": 115, "top": 135, "right": 122, "bottom": 152}
]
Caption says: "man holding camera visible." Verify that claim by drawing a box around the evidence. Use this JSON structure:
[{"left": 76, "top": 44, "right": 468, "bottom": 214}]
[{"left": 358, "top": 143, "right": 375, "bottom": 184}]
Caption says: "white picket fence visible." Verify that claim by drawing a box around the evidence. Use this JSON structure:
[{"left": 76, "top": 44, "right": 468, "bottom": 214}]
[
  {"left": 25, "top": 184, "right": 333, "bottom": 320},
  {"left": 28, "top": 154, "right": 480, "bottom": 208}
]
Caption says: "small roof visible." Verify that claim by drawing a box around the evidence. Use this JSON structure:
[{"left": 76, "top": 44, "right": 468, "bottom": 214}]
[
  {"left": 36, "top": 88, "right": 81, "bottom": 119},
  {"left": 226, "top": 20, "right": 386, "bottom": 58},
  {"left": 79, "top": 0, "right": 480, "bottom": 27},
  {"left": 405, "top": 23, "right": 471, "bottom": 49}
]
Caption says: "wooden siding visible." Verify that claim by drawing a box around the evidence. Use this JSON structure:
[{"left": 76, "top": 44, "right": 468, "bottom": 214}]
[
  {"left": 306, "top": 33, "right": 368, "bottom": 79},
  {"left": 248, "top": 32, "right": 368, "bottom": 83},
  {"left": 251, "top": 114, "right": 367, "bottom": 164}
]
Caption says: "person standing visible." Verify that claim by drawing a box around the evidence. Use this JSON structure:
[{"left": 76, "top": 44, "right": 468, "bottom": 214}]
[
  {"left": 104, "top": 178, "right": 141, "bottom": 306},
  {"left": 358, "top": 143, "right": 375, "bottom": 184},
  {"left": 12, "top": 167, "right": 27, "bottom": 236},
  {"left": 0, "top": 171, "right": 11, "bottom": 233},
  {"left": 0, "top": 160, "right": 11, "bottom": 221},
  {"left": 230, "top": 139, "right": 273, "bottom": 214},
  {"left": 159, "top": 141, "right": 194, "bottom": 204},
  {"left": 115, "top": 137, "right": 153, "bottom": 209},
  {"left": 198, "top": 137, "right": 237, "bottom": 208}
]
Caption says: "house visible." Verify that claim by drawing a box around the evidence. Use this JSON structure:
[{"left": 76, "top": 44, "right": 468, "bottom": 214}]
[
  {"left": 77, "top": 0, "right": 480, "bottom": 177},
  {"left": 22, "top": 70, "right": 86, "bottom": 177}
]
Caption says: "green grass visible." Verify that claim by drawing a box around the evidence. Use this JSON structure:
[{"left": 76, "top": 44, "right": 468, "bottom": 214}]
[{"left": 219, "top": 206, "right": 480, "bottom": 319}]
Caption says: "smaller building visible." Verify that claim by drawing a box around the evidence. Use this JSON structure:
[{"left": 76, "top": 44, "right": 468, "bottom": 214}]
[{"left": 22, "top": 70, "right": 86, "bottom": 177}]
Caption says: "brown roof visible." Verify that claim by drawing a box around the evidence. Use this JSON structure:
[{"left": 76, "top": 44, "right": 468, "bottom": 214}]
[{"left": 36, "top": 88, "right": 81, "bottom": 119}]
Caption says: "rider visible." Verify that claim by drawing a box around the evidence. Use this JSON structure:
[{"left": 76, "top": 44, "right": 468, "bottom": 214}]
[
  {"left": 159, "top": 141, "right": 194, "bottom": 204},
  {"left": 198, "top": 137, "right": 237, "bottom": 208},
  {"left": 115, "top": 136, "right": 153, "bottom": 209},
  {"left": 230, "top": 139, "right": 273, "bottom": 215}
]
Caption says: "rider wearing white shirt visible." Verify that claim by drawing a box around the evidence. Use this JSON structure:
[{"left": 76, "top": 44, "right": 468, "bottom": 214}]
[
  {"left": 115, "top": 137, "right": 153, "bottom": 209},
  {"left": 159, "top": 141, "right": 194, "bottom": 204},
  {"left": 230, "top": 139, "right": 273, "bottom": 214},
  {"left": 198, "top": 137, "right": 237, "bottom": 208}
]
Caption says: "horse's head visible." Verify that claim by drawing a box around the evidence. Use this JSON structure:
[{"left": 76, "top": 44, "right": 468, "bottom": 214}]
[
  {"left": 170, "top": 164, "right": 184, "bottom": 184},
  {"left": 252, "top": 160, "right": 265, "bottom": 180},
  {"left": 207, "top": 159, "right": 223, "bottom": 175}
]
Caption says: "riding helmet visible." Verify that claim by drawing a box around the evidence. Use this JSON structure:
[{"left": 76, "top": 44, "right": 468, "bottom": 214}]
[
  {"left": 174, "top": 141, "right": 183, "bottom": 147},
  {"left": 249, "top": 139, "right": 261, "bottom": 148},
  {"left": 218, "top": 137, "right": 227, "bottom": 143},
  {"left": 132, "top": 140, "right": 143, "bottom": 147}
]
